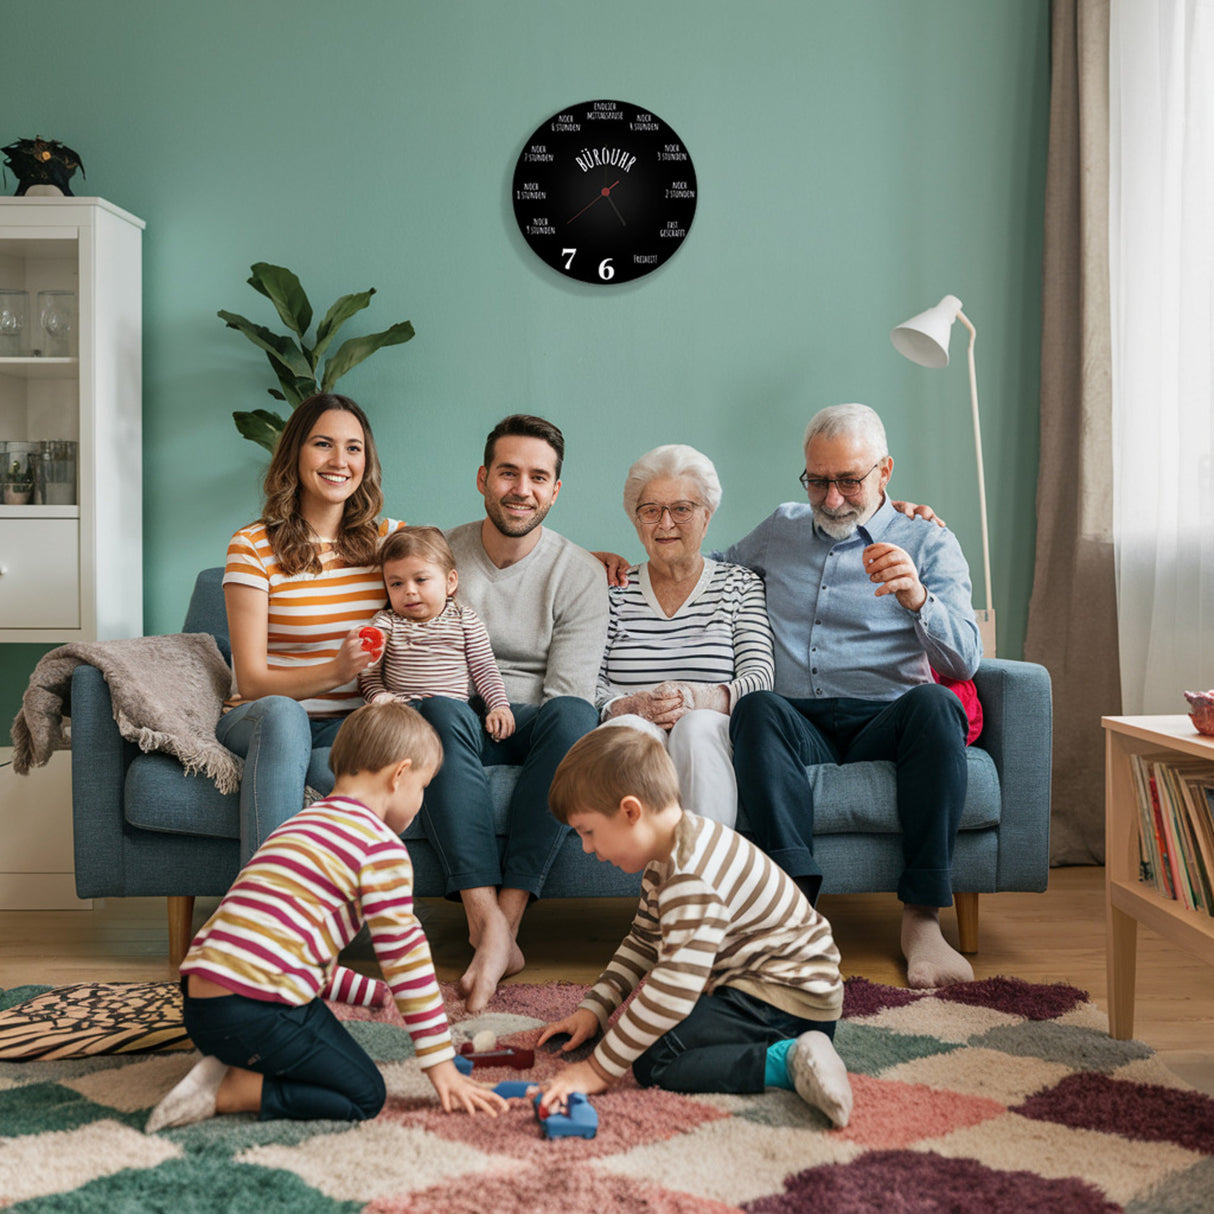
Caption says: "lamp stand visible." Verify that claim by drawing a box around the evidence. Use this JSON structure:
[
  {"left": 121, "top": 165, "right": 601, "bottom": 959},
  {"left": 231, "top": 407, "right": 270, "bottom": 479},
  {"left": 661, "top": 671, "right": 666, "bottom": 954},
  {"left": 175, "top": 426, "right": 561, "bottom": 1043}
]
[{"left": 957, "top": 309, "right": 996, "bottom": 656}]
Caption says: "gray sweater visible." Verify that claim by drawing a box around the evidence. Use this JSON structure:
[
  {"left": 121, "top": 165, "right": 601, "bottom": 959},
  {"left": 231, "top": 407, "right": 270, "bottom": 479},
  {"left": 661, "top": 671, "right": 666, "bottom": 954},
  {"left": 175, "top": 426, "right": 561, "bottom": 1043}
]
[{"left": 446, "top": 522, "right": 609, "bottom": 706}]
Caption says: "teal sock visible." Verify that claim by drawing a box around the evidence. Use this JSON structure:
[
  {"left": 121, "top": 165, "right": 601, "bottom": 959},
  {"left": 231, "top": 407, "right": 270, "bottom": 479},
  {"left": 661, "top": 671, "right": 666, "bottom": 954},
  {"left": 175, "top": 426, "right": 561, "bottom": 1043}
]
[{"left": 764, "top": 1039, "right": 796, "bottom": 1089}]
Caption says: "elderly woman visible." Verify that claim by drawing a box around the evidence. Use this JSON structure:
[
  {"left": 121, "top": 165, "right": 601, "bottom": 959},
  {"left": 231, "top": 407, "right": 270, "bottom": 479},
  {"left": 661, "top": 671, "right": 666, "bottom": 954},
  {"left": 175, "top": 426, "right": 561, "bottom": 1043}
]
[{"left": 597, "top": 444, "right": 775, "bottom": 825}]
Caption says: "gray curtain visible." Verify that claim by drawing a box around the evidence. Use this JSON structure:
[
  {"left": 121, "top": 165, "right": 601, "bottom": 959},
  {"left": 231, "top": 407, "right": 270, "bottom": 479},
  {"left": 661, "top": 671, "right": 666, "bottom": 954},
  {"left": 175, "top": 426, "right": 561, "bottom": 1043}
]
[{"left": 1024, "top": 0, "right": 1119, "bottom": 865}]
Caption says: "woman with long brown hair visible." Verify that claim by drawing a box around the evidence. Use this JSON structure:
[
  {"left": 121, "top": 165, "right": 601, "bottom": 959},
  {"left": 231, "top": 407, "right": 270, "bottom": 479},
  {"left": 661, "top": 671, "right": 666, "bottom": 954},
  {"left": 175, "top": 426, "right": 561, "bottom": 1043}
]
[{"left": 216, "top": 392, "right": 402, "bottom": 861}]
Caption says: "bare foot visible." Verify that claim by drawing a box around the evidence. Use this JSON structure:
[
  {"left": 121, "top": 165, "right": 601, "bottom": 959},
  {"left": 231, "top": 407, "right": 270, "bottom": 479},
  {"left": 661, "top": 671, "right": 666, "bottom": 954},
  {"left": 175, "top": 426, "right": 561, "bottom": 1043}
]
[
  {"left": 901, "top": 903, "right": 974, "bottom": 989},
  {"left": 459, "top": 912, "right": 525, "bottom": 1013}
]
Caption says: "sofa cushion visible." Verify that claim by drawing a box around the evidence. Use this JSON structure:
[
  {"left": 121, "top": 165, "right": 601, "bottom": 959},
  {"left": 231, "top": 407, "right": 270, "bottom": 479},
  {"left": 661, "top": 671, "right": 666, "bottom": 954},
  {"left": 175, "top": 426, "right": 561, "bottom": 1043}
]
[
  {"left": 125, "top": 753, "right": 240, "bottom": 838},
  {"left": 126, "top": 746, "right": 999, "bottom": 842},
  {"left": 806, "top": 747, "right": 1000, "bottom": 836}
]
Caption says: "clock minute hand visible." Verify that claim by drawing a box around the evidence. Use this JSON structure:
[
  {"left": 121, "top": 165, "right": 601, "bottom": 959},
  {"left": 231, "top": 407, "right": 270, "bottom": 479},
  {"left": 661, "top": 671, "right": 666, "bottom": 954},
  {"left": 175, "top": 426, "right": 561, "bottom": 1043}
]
[{"left": 567, "top": 179, "right": 621, "bottom": 225}]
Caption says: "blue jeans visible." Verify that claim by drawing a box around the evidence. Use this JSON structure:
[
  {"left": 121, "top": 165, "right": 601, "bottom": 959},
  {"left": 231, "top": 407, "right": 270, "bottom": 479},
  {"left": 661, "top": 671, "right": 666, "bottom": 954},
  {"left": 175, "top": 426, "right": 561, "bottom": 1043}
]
[
  {"left": 632, "top": 985, "right": 836, "bottom": 1094},
  {"left": 415, "top": 695, "right": 597, "bottom": 896},
  {"left": 730, "top": 684, "right": 968, "bottom": 907},
  {"left": 215, "top": 697, "right": 344, "bottom": 864},
  {"left": 182, "top": 986, "right": 385, "bottom": 1121}
]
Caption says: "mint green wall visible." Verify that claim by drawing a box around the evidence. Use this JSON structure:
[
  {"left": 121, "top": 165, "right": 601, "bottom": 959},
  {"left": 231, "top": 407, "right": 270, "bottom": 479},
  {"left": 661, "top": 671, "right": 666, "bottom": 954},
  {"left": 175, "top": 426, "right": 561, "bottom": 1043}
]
[{"left": 1, "top": 0, "right": 1048, "bottom": 727}]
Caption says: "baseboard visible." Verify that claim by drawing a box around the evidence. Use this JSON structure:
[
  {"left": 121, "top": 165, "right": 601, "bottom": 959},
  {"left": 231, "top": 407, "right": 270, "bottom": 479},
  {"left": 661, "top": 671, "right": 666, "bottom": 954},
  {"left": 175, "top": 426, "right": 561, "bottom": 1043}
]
[{"left": 0, "top": 872, "right": 91, "bottom": 910}]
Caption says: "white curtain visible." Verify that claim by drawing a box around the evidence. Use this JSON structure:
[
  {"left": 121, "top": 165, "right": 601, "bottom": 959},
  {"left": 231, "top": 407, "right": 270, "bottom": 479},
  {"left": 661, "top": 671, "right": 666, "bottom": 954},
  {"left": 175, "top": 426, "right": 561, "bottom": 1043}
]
[{"left": 1110, "top": 0, "right": 1214, "bottom": 714}]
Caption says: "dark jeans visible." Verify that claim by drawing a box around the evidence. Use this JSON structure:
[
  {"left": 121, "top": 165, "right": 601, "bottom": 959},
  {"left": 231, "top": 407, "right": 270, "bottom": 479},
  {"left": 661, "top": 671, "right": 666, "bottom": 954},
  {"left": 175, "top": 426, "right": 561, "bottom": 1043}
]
[
  {"left": 415, "top": 694, "right": 598, "bottom": 897},
  {"left": 633, "top": 985, "right": 837, "bottom": 1094},
  {"left": 730, "top": 684, "right": 968, "bottom": 907},
  {"left": 182, "top": 987, "right": 385, "bottom": 1122}
]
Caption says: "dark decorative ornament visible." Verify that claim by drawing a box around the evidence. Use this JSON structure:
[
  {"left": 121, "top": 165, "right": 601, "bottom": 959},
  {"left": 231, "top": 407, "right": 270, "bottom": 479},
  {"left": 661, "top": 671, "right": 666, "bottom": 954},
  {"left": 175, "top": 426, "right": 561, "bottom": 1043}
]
[{"left": 1, "top": 136, "right": 86, "bottom": 196}]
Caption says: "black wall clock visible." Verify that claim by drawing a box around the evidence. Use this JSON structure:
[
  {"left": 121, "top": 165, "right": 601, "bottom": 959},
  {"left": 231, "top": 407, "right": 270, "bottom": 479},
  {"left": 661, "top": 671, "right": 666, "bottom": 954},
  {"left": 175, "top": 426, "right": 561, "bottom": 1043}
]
[{"left": 512, "top": 99, "right": 697, "bottom": 285}]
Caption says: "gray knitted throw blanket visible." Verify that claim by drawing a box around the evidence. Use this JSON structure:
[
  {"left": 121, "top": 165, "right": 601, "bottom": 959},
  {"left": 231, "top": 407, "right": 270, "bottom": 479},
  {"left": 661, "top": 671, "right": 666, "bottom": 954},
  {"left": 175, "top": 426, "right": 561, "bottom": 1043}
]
[{"left": 10, "top": 633, "right": 241, "bottom": 794}]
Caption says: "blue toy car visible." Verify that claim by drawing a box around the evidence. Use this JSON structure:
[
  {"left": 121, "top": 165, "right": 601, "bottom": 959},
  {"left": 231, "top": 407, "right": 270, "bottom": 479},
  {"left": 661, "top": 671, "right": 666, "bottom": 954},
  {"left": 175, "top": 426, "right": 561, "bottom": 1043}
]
[{"left": 534, "top": 1091, "right": 598, "bottom": 1139}]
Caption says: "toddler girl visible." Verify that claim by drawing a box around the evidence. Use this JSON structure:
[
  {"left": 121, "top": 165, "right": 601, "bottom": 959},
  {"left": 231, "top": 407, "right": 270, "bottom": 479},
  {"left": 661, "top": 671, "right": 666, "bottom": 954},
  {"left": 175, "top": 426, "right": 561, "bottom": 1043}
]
[{"left": 359, "top": 526, "right": 515, "bottom": 740}]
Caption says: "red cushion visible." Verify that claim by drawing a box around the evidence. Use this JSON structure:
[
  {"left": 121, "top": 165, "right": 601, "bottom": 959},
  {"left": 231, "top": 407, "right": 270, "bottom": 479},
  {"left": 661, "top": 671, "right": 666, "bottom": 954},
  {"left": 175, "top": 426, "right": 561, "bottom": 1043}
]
[{"left": 933, "top": 671, "right": 983, "bottom": 745}]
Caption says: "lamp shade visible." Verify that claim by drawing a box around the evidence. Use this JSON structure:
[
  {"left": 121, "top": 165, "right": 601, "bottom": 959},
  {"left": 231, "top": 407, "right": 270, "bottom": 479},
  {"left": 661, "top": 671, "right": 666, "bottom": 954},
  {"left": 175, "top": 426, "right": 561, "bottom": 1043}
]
[{"left": 890, "top": 294, "right": 963, "bottom": 368}]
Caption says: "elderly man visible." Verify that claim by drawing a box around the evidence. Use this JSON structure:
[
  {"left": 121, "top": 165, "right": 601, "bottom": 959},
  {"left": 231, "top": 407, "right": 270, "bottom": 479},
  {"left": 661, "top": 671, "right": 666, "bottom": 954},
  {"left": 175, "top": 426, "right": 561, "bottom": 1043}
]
[{"left": 725, "top": 403, "right": 981, "bottom": 988}]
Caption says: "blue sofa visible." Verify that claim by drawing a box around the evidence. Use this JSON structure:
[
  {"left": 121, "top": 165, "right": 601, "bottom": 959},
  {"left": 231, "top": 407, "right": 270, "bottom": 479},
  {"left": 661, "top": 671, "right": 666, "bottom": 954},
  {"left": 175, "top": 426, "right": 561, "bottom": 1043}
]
[{"left": 70, "top": 568, "right": 1052, "bottom": 965}]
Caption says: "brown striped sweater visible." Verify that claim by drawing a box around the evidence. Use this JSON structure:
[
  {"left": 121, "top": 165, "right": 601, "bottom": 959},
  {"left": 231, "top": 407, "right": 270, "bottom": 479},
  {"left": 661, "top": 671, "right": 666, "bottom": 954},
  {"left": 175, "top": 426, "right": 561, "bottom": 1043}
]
[{"left": 581, "top": 812, "right": 844, "bottom": 1079}]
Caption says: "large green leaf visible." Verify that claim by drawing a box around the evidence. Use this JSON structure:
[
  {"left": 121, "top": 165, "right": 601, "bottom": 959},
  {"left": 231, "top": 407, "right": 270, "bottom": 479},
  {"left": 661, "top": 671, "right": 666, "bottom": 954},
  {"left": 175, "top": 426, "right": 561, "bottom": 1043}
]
[
  {"left": 320, "top": 321, "right": 415, "bottom": 391},
  {"left": 218, "top": 311, "right": 313, "bottom": 379},
  {"left": 313, "top": 289, "right": 374, "bottom": 360},
  {"left": 247, "top": 263, "right": 313, "bottom": 340},
  {"left": 233, "top": 408, "right": 286, "bottom": 452}
]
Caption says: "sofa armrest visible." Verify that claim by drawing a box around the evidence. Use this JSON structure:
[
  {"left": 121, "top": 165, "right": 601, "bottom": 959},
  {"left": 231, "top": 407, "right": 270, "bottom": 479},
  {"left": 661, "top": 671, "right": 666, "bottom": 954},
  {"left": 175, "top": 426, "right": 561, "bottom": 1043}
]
[
  {"left": 973, "top": 657, "right": 1053, "bottom": 889},
  {"left": 70, "top": 664, "right": 138, "bottom": 898}
]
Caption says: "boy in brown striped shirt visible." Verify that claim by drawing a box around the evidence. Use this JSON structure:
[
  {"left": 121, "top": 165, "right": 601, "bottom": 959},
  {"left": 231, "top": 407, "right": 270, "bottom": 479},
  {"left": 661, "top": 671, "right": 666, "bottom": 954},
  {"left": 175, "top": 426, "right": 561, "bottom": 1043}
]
[{"left": 538, "top": 726, "right": 853, "bottom": 1128}]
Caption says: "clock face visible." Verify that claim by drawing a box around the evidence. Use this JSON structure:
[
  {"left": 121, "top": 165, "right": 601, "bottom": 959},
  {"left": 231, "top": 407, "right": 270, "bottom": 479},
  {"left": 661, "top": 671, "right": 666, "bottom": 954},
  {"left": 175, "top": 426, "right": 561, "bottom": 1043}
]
[{"left": 512, "top": 100, "right": 697, "bottom": 285}]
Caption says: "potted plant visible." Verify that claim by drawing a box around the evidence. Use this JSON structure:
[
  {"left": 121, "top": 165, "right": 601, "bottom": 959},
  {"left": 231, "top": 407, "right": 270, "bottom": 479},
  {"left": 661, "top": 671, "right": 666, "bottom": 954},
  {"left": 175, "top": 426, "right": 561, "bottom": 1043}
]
[
  {"left": 4, "top": 456, "right": 33, "bottom": 504},
  {"left": 220, "top": 263, "right": 415, "bottom": 452}
]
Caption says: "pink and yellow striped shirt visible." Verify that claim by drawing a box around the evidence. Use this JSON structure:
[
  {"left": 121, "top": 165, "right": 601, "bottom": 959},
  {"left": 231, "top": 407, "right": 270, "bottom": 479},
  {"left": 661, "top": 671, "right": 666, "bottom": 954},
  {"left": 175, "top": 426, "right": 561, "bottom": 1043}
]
[{"left": 180, "top": 795, "right": 454, "bottom": 1069}]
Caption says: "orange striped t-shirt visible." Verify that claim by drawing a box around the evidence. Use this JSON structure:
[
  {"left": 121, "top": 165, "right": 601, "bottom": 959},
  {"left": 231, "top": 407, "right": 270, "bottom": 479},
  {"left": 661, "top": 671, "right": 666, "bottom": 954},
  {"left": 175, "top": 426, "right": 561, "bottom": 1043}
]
[{"left": 223, "top": 518, "right": 402, "bottom": 717}]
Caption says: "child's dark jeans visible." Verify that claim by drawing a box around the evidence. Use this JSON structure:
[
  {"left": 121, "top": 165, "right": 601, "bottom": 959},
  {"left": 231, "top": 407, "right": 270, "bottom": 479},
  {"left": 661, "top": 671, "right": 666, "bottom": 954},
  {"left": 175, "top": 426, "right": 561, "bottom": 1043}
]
[
  {"left": 182, "top": 984, "right": 386, "bottom": 1121},
  {"left": 632, "top": 985, "right": 837, "bottom": 1094}
]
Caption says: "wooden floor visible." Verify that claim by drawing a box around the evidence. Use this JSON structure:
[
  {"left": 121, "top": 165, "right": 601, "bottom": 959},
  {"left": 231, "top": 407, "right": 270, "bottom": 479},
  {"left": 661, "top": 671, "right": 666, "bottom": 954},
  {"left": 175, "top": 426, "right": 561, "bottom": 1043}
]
[{"left": 2, "top": 866, "right": 1212, "bottom": 1093}]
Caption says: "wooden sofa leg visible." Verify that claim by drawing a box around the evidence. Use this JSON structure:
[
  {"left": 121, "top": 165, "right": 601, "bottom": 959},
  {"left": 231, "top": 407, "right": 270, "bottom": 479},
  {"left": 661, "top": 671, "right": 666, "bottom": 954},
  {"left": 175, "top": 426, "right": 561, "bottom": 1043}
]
[
  {"left": 954, "top": 891, "right": 979, "bottom": 954},
  {"left": 167, "top": 896, "right": 195, "bottom": 969}
]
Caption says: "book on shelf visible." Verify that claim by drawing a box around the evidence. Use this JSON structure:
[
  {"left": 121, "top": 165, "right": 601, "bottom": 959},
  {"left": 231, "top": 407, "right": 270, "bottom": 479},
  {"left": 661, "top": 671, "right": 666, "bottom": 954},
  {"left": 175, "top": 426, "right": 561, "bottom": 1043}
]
[{"left": 1128, "top": 752, "right": 1214, "bottom": 916}]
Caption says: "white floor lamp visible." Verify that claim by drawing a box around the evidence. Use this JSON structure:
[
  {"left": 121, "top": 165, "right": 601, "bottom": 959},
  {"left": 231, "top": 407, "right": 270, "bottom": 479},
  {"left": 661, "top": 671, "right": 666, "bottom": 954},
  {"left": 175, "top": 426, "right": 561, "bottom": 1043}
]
[{"left": 891, "top": 294, "right": 996, "bottom": 656}]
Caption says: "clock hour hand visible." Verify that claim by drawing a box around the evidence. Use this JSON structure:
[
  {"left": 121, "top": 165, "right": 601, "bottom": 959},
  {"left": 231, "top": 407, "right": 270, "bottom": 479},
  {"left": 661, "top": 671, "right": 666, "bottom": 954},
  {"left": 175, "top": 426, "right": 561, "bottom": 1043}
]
[{"left": 567, "top": 179, "right": 620, "bottom": 225}]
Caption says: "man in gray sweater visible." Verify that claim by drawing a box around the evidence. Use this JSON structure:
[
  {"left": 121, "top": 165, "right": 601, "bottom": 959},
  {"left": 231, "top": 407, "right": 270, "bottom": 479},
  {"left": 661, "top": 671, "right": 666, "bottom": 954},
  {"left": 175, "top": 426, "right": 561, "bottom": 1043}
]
[{"left": 417, "top": 414, "right": 608, "bottom": 1012}]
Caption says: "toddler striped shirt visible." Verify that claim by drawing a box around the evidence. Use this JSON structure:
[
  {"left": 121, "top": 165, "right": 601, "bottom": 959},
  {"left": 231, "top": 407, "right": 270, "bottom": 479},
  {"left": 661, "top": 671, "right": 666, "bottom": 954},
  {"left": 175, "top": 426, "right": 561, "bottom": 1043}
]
[{"left": 358, "top": 600, "right": 509, "bottom": 708}]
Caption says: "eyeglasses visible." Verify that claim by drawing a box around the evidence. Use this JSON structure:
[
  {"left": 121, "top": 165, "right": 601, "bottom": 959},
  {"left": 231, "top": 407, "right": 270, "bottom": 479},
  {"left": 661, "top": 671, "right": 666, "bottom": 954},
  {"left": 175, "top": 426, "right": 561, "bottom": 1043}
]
[
  {"left": 799, "top": 462, "right": 881, "bottom": 497},
  {"left": 635, "top": 500, "right": 703, "bottom": 525}
]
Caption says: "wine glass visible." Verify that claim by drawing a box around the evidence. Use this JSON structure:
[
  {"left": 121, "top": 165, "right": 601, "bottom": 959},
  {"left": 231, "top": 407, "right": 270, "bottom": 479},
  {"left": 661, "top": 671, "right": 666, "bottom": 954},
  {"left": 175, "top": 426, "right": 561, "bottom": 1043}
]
[
  {"left": 37, "top": 290, "right": 75, "bottom": 357},
  {"left": 0, "top": 290, "right": 28, "bottom": 356}
]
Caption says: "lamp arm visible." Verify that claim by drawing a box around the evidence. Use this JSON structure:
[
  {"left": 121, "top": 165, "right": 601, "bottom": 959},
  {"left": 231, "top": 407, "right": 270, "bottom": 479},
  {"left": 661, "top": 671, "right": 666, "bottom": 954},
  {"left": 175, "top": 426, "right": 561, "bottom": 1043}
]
[{"left": 956, "top": 310, "right": 994, "bottom": 615}]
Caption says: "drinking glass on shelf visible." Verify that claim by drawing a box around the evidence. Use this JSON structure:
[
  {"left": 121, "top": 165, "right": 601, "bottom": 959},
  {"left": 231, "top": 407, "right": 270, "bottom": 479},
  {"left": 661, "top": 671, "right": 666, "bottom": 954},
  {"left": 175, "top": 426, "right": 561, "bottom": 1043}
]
[
  {"left": 37, "top": 290, "right": 76, "bottom": 358},
  {"left": 0, "top": 290, "right": 29, "bottom": 356},
  {"left": 39, "top": 438, "right": 77, "bottom": 504}
]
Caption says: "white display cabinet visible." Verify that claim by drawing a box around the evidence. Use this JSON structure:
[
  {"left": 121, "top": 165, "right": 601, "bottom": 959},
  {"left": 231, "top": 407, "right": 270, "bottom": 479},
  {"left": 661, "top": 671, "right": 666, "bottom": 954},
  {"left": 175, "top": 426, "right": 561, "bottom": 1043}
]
[{"left": 0, "top": 197, "right": 143, "bottom": 641}]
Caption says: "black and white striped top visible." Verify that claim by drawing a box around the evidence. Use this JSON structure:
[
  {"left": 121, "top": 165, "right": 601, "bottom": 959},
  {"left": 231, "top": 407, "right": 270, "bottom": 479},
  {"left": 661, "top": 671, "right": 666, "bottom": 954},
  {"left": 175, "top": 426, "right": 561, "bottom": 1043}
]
[{"left": 596, "top": 559, "right": 775, "bottom": 713}]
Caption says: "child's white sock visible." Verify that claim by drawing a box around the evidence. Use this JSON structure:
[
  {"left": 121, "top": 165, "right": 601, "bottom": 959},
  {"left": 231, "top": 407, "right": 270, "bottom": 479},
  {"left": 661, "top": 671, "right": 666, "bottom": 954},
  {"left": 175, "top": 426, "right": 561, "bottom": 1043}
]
[
  {"left": 146, "top": 1055, "right": 228, "bottom": 1133},
  {"left": 787, "top": 1030, "right": 853, "bottom": 1128}
]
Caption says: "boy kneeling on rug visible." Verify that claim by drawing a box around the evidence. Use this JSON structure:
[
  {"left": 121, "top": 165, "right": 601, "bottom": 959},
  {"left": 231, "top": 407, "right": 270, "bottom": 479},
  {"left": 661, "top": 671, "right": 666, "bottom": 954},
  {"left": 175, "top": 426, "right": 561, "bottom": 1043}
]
[
  {"left": 147, "top": 702, "right": 506, "bottom": 1132},
  {"left": 537, "top": 726, "right": 853, "bottom": 1128}
]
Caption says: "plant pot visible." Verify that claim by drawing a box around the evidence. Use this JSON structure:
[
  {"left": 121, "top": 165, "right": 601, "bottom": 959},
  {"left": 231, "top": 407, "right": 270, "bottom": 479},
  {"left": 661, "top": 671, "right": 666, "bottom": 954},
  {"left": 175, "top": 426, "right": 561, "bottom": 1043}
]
[{"left": 3, "top": 488, "right": 32, "bottom": 505}]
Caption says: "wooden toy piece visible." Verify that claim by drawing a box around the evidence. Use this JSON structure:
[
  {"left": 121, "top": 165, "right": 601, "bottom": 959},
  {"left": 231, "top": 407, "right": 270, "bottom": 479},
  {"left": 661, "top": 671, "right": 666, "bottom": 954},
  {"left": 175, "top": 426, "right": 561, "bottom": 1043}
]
[
  {"left": 533, "top": 1091, "right": 598, "bottom": 1139},
  {"left": 359, "top": 625, "right": 384, "bottom": 653},
  {"left": 456, "top": 1043, "right": 535, "bottom": 1069},
  {"left": 453, "top": 1053, "right": 473, "bottom": 1075}
]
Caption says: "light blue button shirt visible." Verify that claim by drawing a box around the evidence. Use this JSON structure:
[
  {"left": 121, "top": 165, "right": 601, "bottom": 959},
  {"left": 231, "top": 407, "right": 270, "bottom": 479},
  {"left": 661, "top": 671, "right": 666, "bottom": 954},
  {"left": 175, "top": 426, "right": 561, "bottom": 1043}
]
[{"left": 721, "top": 496, "right": 981, "bottom": 701}]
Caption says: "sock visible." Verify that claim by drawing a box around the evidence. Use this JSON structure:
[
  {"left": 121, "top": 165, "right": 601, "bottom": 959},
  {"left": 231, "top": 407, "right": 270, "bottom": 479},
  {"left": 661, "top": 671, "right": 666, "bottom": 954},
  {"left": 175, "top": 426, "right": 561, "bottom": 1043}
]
[
  {"left": 764, "top": 1038, "right": 796, "bottom": 1089},
  {"left": 901, "top": 904, "right": 974, "bottom": 989},
  {"left": 146, "top": 1055, "right": 228, "bottom": 1133},
  {"left": 787, "top": 1030, "right": 853, "bottom": 1128}
]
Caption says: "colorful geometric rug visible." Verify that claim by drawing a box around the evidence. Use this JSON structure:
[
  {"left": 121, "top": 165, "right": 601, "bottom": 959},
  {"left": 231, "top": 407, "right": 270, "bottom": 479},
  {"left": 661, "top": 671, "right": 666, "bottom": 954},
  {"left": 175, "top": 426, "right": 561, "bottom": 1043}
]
[{"left": 2, "top": 976, "right": 1213, "bottom": 1212}]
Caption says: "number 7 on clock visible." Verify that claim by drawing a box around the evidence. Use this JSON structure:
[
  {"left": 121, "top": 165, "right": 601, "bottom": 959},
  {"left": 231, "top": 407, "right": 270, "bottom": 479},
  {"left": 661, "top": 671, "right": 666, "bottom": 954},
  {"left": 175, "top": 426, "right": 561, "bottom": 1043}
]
[{"left": 562, "top": 248, "right": 576, "bottom": 270}]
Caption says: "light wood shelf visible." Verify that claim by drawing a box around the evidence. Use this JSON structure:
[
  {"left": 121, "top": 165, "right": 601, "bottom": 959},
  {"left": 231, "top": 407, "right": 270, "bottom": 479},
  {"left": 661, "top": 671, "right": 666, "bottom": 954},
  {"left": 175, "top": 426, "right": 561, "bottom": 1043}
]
[{"left": 1103, "top": 714, "right": 1214, "bottom": 1038}]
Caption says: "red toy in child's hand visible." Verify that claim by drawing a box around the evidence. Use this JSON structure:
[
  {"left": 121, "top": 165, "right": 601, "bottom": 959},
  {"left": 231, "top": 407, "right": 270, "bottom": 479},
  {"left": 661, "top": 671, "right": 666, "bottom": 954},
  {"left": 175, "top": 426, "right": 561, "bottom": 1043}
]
[{"left": 359, "top": 626, "right": 384, "bottom": 653}]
